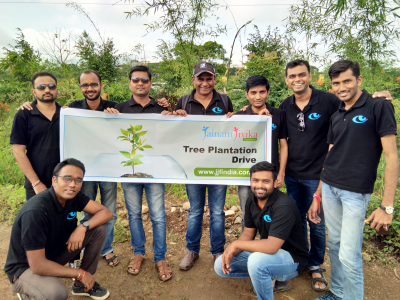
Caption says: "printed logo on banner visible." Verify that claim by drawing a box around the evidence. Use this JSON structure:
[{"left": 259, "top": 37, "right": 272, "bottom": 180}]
[
  {"left": 263, "top": 215, "right": 272, "bottom": 222},
  {"left": 201, "top": 126, "right": 258, "bottom": 141},
  {"left": 308, "top": 113, "right": 321, "bottom": 120},
  {"left": 352, "top": 115, "right": 368, "bottom": 124},
  {"left": 67, "top": 212, "right": 77, "bottom": 220},
  {"left": 212, "top": 107, "right": 223, "bottom": 114}
]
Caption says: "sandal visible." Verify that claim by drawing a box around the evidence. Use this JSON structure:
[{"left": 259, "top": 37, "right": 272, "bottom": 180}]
[
  {"left": 273, "top": 280, "right": 291, "bottom": 293},
  {"left": 155, "top": 260, "right": 172, "bottom": 282},
  {"left": 104, "top": 253, "right": 119, "bottom": 267},
  {"left": 127, "top": 254, "right": 145, "bottom": 275},
  {"left": 310, "top": 268, "right": 329, "bottom": 292}
]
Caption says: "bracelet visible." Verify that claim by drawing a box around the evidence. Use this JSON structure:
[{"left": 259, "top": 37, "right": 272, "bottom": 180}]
[
  {"left": 31, "top": 180, "right": 41, "bottom": 188},
  {"left": 313, "top": 193, "right": 322, "bottom": 214},
  {"left": 76, "top": 269, "right": 85, "bottom": 281}
]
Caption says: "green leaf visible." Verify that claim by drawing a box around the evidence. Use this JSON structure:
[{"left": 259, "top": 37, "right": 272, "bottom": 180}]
[
  {"left": 125, "top": 160, "right": 133, "bottom": 166},
  {"left": 117, "top": 135, "right": 128, "bottom": 139},
  {"left": 132, "top": 158, "right": 143, "bottom": 165},
  {"left": 138, "top": 147, "right": 144, "bottom": 151},
  {"left": 131, "top": 149, "right": 136, "bottom": 156},
  {"left": 127, "top": 128, "right": 134, "bottom": 134},
  {"left": 133, "top": 125, "right": 143, "bottom": 131},
  {"left": 134, "top": 136, "right": 140, "bottom": 143},
  {"left": 142, "top": 145, "right": 153, "bottom": 149},
  {"left": 119, "top": 151, "right": 131, "bottom": 159},
  {"left": 120, "top": 129, "right": 129, "bottom": 136},
  {"left": 133, "top": 155, "right": 144, "bottom": 159},
  {"left": 137, "top": 131, "right": 147, "bottom": 136},
  {"left": 121, "top": 161, "right": 127, "bottom": 164}
]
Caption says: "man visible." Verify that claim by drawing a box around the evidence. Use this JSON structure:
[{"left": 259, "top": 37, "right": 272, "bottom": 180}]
[
  {"left": 104, "top": 65, "right": 172, "bottom": 281},
  {"left": 309, "top": 60, "right": 398, "bottom": 300},
  {"left": 214, "top": 161, "right": 308, "bottom": 300},
  {"left": 173, "top": 62, "right": 234, "bottom": 270},
  {"left": 11, "top": 71, "right": 61, "bottom": 200},
  {"left": 4, "top": 158, "right": 113, "bottom": 300},
  {"left": 235, "top": 75, "right": 288, "bottom": 232}
]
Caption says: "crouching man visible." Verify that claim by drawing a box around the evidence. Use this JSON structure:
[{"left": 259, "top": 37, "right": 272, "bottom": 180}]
[
  {"left": 4, "top": 158, "right": 113, "bottom": 300},
  {"left": 214, "top": 161, "right": 308, "bottom": 300}
]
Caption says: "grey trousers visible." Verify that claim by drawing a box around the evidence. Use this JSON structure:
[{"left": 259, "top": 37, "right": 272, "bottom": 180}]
[{"left": 11, "top": 225, "right": 106, "bottom": 300}]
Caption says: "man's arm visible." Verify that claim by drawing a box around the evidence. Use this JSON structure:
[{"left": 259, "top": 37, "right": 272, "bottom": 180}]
[
  {"left": 365, "top": 134, "right": 399, "bottom": 230},
  {"left": 12, "top": 144, "right": 47, "bottom": 194},
  {"left": 66, "top": 200, "right": 112, "bottom": 252},
  {"left": 275, "top": 138, "right": 288, "bottom": 188}
]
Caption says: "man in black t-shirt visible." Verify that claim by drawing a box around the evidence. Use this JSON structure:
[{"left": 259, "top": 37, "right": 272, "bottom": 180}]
[
  {"left": 309, "top": 60, "right": 398, "bottom": 300},
  {"left": 214, "top": 161, "right": 308, "bottom": 300},
  {"left": 173, "top": 62, "right": 234, "bottom": 271},
  {"left": 234, "top": 75, "right": 288, "bottom": 231},
  {"left": 4, "top": 158, "right": 112, "bottom": 300}
]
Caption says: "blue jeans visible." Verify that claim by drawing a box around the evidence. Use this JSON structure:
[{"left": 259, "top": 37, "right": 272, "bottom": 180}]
[
  {"left": 214, "top": 250, "right": 299, "bottom": 300},
  {"left": 121, "top": 182, "right": 167, "bottom": 263},
  {"left": 80, "top": 181, "right": 117, "bottom": 256},
  {"left": 185, "top": 184, "right": 227, "bottom": 256},
  {"left": 322, "top": 182, "right": 371, "bottom": 300},
  {"left": 284, "top": 176, "right": 325, "bottom": 269},
  {"left": 238, "top": 185, "right": 251, "bottom": 232}
]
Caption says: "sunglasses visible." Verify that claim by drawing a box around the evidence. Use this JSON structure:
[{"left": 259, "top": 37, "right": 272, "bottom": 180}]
[
  {"left": 80, "top": 83, "right": 100, "bottom": 89},
  {"left": 56, "top": 175, "right": 83, "bottom": 185},
  {"left": 297, "top": 112, "right": 305, "bottom": 131},
  {"left": 35, "top": 84, "right": 57, "bottom": 91},
  {"left": 131, "top": 77, "right": 150, "bottom": 83}
]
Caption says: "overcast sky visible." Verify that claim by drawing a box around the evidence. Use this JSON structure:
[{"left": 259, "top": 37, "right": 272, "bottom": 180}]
[{"left": 0, "top": 0, "right": 303, "bottom": 66}]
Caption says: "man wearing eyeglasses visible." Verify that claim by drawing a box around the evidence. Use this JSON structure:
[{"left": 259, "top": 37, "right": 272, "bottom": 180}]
[
  {"left": 104, "top": 65, "right": 172, "bottom": 282},
  {"left": 11, "top": 71, "right": 61, "bottom": 200}
]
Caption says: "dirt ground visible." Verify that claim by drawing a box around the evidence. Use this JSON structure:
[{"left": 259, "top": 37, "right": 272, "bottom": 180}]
[{"left": 0, "top": 195, "right": 399, "bottom": 300}]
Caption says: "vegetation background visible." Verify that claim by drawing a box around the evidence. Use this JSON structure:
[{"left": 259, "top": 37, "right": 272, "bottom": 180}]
[{"left": 0, "top": 0, "right": 399, "bottom": 262}]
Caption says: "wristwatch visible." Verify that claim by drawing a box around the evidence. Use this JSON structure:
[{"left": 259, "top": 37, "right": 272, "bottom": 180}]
[
  {"left": 379, "top": 205, "right": 395, "bottom": 214},
  {"left": 82, "top": 221, "right": 90, "bottom": 232}
]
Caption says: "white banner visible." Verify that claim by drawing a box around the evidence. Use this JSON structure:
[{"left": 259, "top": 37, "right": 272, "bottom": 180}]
[{"left": 60, "top": 108, "right": 271, "bottom": 185}]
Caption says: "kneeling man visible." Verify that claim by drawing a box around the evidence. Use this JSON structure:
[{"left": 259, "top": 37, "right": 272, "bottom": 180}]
[
  {"left": 4, "top": 158, "right": 113, "bottom": 300},
  {"left": 214, "top": 161, "right": 308, "bottom": 300}
]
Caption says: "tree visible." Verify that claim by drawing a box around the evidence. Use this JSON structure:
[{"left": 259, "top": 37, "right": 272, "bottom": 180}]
[{"left": 0, "top": 28, "right": 41, "bottom": 82}]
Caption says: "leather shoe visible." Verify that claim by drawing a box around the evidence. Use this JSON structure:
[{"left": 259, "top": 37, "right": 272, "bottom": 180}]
[{"left": 179, "top": 251, "right": 199, "bottom": 271}]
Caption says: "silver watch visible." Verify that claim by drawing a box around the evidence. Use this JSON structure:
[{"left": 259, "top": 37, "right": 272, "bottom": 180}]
[
  {"left": 82, "top": 221, "right": 90, "bottom": 232},
  {"left": 379, "top": 205, "right": 395, "bottom": 214}
]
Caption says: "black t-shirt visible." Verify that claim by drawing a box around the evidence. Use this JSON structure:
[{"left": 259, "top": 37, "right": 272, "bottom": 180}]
[
  {"left": 235, "top": 103, "right": 287, "bottom": 167},
  {"left": 245, "top": 189, "right": 308, "bottom": 273},
  {"left": 4, "top": 187, "right": 90, "bottom": 283},
  {"left": 175, "top": 89, "right": 234, "bottom": 115},
  {"left": 279, "top": 86, "right": 340, "bottom": 180},
  {"left": 68, "top": 98, "right": 118, "bottom": 110},
  {"left": 321, "top": 91, "right": 397, "bottom": 193},
  {"left": 115, "top": 96, "right": 167, "bottom": 114},
  {"left": 10, "top": 101, "right": 61, "bottom": 189}
]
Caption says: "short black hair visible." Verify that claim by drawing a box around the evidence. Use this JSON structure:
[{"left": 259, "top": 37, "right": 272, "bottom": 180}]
[
  {"left": 285, "top": 59, "right": 310, "bottom": 76},
  {"left": 79, "top": 70, "right": 102, "bottom": 84},
  {"left": 128, "top": 65, "right": 152, "bottom": 81},
  {"left": 53, "top": 158, "right": 85, "bottom": 177},
  {"left": 328, "top": 60, "right": 360, "bottom": 80},
  {"left": 249, "top": 161, "right": 278, "bottom": 180},
  {"left": 246, "top": 75, "right": 270, "bottom": 92},
  {"left": 31, "top": 71, "right": 57, "bottom": 87}
]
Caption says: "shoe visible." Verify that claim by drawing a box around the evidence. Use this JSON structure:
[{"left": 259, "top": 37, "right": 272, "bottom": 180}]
[
  {"left": 314, "top": 291, "right": 342, "bottom": 300},
  {"left": 72, "top": 282, "right": 110, "bottom": 300},
  {"left": 273, "top": 280, "right": 291, "bottom": 293},
  {"left": 179, "top": 250, "right": 199, "bottom": 271},
  {"left": 310, "top": 268, "right": 329, "bottom": 292},
  {"left": 17, "top": 293, "right": 25, "bottom": 300}
]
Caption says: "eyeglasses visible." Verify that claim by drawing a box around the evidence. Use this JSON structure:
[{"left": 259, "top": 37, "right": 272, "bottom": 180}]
[
  {"left": 297, "top": 112, "right": 305, "bottom": 131},
  {"left": 80, "top": 83, "right": 100, "bottom": 89},
  {"left": 35, "top": 84, "right": 57, "bottom": 91},
  {"left": 57, "top": 175, "right": 83, "bottom": 185},
  {"left": 131, "top": 77, "right": 150, "bottom": 83}
]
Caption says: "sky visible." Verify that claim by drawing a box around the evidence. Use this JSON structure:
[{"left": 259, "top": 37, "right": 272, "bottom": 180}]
[{"left": 0, "top": 0, "right": 301, "bottom": 66}]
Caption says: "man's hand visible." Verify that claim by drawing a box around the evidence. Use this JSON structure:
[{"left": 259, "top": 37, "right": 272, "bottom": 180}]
[
  {"left": 240, "top": 105, "right": 249, "bottom": 112},
  {"left": 79, "top": 271, "right": 95, "bottom": 292},
  {"left": 161, "top": 110, "right": 172, "bottom": 115},
  {"left": 274, "top": 173, "right": 284, "bottom": 188},
  {"left": 225, "top": 112, "right": 235, "bottom": 118},
  {"left": 372, "top": 91, "right": 392, "bottom": 102},
  {"left": 258, "top": 108, "right": 272, "bottom": 117},
  {"left": 157, "top": 98, "right": 170, "bottom": 108},
  {"left": 17, "top": 102, "right": 33, "bottom": 111},
  {"left": 173, "top": 109, "right": 187, "bottom": 117},
  {"left": 104, "top": 107, "right": 119, "bottom": 114},
  {"left": 66, "top": 225, "right": 86, "bottom": 252},
  {"left": 221, "top": 242, "right": 241, "bottom": 274},
  {"left": 33, "top": 182, "right": 47, "bottom": 195},
  {"left": 365, "top": 208, "right": 393, "bottom": 232},
  {"left": 308, "top": 197, "right": 321, "bottom": 224}
]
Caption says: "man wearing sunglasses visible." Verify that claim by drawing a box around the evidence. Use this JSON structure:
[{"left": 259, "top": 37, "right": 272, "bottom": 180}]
[
  {"left": 104, "top": 65, "right": 172, "bottom": 282},
  {"left": 10, "top": 71, "right": 61, "bottom": 200}
]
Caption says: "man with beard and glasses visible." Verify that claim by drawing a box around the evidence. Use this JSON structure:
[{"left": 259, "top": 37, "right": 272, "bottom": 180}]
[
  {"left": 214, "top": 161, "right": 308, "bottom": 300},
  {"left": 11, "top": 71, "right": 61, "bottom": 200}
]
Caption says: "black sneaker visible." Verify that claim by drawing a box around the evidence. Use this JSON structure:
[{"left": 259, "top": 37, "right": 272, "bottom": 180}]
[
  {"left": 72, "top": 282, "right": 110, "bottom": 300},
  {"left": 314, "top": 291, "right": 343, "bottom": 300}
]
